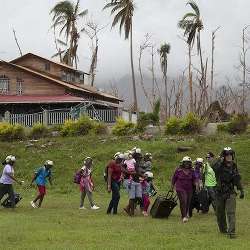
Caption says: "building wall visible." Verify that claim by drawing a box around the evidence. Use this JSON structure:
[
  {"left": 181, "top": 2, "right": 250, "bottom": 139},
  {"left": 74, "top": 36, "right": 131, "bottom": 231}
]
[
  {"left": 13, "top": 54, "right": 84, "bottom": 84},
  {"left": 0, "top": 63, "right": 65, "bottom": 95}
]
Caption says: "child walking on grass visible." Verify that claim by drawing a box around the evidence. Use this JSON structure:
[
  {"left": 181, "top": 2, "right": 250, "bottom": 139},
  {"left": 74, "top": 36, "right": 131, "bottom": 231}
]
[
  {"left": 79, "top": 157, "right": 99, "bottom": 210},
  {"left": 30, "top": 160, "right": 53, "bottom": 208}
]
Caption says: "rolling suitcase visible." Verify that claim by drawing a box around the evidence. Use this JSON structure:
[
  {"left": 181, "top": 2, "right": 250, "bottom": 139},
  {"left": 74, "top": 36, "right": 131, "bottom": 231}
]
[
  {"left": 150, "top": 191, "right": 178, "bottom": 218},
  {"left": 1, "top": 193, "right": 22, "bottom": 208}
]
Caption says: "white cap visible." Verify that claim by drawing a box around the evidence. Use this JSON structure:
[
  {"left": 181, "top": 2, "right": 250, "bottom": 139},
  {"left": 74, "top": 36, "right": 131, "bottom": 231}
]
[
  {"left": 224, "top": 147, "right": 232, "bottom": 151},
  {"left": 135, "top": 148, "right": 141, "bottom": 154},
  {"left": 84, "top": 157, "right": 92, "bottom": 164},
  {"left": 45, "top": 160, "right": 54, "bottom": 166},
  {"left": 195, "top": 158, "right": 204, "bottom": 163},
  {"left": 182, "top": 156, "right": 192, "bottom": 162},
  {"left": 145, "top": 171, "right": 153, "bottom": 178},
  {"left": 5, "top": 155, "right": 16, "bottom": 163},
  {"left": 117, "top": 153, "right": 125, "bottom": 159},
  {"left": 114, "top": 152, "right": 121, "bottom": 159}
]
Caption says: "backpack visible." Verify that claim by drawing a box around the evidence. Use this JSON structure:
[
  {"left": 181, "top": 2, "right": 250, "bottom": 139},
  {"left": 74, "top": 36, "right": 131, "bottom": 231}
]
[{"left": 73, "top": 170, "right": 82, "bottom": 184}]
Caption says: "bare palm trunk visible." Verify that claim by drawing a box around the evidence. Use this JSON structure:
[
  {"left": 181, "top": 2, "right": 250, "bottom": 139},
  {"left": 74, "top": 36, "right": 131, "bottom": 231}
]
[
  {"left": 164, "top": 58, "right": 168, "bottom": 118},
  {"left": 188, "top": 45, "right": 193, "bottom": 112},
  {"left": 130, "top": 25, "right": 138, "bottom": 114}
]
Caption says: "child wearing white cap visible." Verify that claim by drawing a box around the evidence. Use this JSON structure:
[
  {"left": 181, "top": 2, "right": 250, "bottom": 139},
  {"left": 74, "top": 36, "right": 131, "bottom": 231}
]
[{"left": 30, "top": 160, "right": 53, "bottom": 208}]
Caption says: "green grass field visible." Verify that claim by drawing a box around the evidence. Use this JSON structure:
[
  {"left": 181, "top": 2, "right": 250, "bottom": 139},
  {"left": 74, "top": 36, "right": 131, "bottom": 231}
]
[{"left": 0, "top": 133, "right": 250, "bottom": 249}]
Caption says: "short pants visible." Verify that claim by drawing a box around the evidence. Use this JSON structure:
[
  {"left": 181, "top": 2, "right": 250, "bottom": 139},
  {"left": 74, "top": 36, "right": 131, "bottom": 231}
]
[
  {"left": 126, "top": 180, "right": 142, "bottom": 199},
  {"left": 37, "top": 185, "right": 46, "bottom": 195}
]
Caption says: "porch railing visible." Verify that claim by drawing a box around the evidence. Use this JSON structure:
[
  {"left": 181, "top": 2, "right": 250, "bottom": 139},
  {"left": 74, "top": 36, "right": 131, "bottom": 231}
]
[{"left": 3, "top": 108, "right": 119, "bottom": 127}]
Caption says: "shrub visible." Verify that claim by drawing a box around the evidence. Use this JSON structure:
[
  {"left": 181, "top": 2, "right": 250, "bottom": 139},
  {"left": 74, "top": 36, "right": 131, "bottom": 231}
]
[
  {"left": 227, "top": 114, "right": 248, "bottom": 134},
  {"left": 165, "top": 116, "right": 182, "bottom": 135},
  {"left": 180, "top": 113, "right": 202, "bottom": 134},
  {"left": 60, "top": 119, "right": 78, "bottom": 136},
  {"left": 217, "top": 123, "right": 229, "bottom": 133},
  {"left": 137, "top": 100, "right": 161, "bottom": 132},
  {"left": 75, "top": 116, "right": 94, "bottom": 135},
  {"left": 165, "top": 113, "right": 202, "bottom": 135},
  {"left": 92, "top": 121, "right": 108, "bottom": 135},
  {"left": 112, "top": 118, "right": 135, "bottom": 136},
  {"left": 60, "top": 115, "right": 97, "bottom": 136},
  {"left": 0, "top": 122, "right": 25, "bottom": 140},
  {"left": 30, "top": 123, "right": 49, "bottom": 138}
]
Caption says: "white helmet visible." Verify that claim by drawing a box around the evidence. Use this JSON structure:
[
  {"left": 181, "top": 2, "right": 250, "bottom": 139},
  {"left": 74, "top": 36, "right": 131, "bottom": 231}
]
[
  {"left": 45, "top": 160, "right": 54, "bottom": 166},
  {"left": 5, "top": 155, "right": 16, "bottom": 163},
  {"left": 182, "top": 156, "right": 192, "bottom": 163},
  {"left": 117, "top": 153, "right": 125, "bottom": 160},
  {"left": 131, "top": 147, "right": 137, "bottom": 153},
  {"left": 145, "top": 171, "right": 153, "bottom": 178},
  {"left": 195, "top": 158, "right": 204, "bottom": 164},
  {"left": 114, "top": 152, "right": 121, "bottom": 160},
  {"left": 135, "top": 148, "right": 141, "bottom": 154}
]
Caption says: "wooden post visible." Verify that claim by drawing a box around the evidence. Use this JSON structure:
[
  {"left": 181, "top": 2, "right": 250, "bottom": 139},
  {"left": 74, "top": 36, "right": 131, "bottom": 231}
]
[
  {"left": 4, "top": 111, "right": 10, "bottom": 123},
  {"left": 43, "top": 110, "right": 49, "bottom": 126}
]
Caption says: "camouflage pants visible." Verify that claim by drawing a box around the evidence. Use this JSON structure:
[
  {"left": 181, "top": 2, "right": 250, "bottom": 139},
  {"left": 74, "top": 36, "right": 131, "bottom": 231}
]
[{"left": 215, "top": 193, "right": 236, "bottom": 235}]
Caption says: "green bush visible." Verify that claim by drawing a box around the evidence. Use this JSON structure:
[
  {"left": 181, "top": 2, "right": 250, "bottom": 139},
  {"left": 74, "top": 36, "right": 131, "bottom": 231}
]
[
  {"left": 137, "top": 100, "right": 161, "bottom": 132},
  {"left": 75, "top": 116, "right": 94, "bottom": 135},
  {"left": 92, "top": 121, "right": 108, "bottom": 135},
  {"left": 180, "top": 113, "right": 202, "bottom": 134},
  {"left": 165, "top": 113, "right": 202, "bottom": 135},
  {"left": 227, "top": 114, "right": 248, "bottom": 134},
  {"left": 60, "top": 116, "right": 106, "bottom": 136},
  {"left": 0, "top": 122, "right": 25, "bottom": 140},
  {"left": 29, "top": 123, "right": 49, "bottom": 138},
  {"left": 112, "top": 118, "right": 135, "bottom": 136},
  {"left": 60, "top": 119, "right": 78, "bottom": 136},
  {"left": 217, "top": 123, "right": 229, "bottom": 133},
  {"left": 165, "top": 116, "right": 182, "bottom": 135}
]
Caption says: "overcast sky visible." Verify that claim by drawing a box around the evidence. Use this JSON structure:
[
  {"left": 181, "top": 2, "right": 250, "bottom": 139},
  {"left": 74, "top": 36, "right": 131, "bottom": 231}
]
[{"left": 0, "top": 0, "right": 249, "bottom": 86}]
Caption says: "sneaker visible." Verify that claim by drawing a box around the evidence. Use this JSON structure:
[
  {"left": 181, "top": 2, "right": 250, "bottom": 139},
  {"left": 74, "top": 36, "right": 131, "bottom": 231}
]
[
  {"left": 142, "top": 211, "right": 149, "bottom": 217},
  {"left": 30, "top": 201, "right": 37, "bottom": 208},
  {"left": 79, "top": 206, "right": 86, "bottom": 210},
  {"left": 182, "top": 217, "right": 188, "bottom": 223},
  {"left": 91, "top": 205, "right": 100, "bottom": 210}
]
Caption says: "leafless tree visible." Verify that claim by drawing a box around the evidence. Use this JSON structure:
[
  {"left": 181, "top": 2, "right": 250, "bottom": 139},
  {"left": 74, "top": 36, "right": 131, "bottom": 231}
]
[
  {"left": 12, "top": 29, "right": 23, "bottom": 56},
  {"left": 83, "top": 21, "right": 107, "bottom": 86},
  {"left": 138, "top": 34, "right": 153, "bottom": 109},
  {"left": 210, "top": 27, "right": 220, "bottom": 104}
]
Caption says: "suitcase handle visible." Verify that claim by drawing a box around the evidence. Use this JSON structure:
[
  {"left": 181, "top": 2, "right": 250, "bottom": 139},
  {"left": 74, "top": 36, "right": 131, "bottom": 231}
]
[{"left": 166, "top": 190, "right": 178, "bottom": 203}]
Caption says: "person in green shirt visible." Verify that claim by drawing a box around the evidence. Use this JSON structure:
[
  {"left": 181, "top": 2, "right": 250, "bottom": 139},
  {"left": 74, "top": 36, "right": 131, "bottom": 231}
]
[{"left": 203, "top": 152, "right": 217, "bottom": 212}]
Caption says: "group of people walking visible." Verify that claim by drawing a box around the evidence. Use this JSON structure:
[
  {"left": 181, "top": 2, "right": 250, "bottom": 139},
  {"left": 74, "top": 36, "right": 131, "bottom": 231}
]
[
  {"left": 171, "top": 147, "right": 244, "bottom": 238},
  {"left": 0, "top": 146, "right": 245, "bottom": 239},
  {"left": 106, "top": 148, "right": 155, "bottom": 216}
]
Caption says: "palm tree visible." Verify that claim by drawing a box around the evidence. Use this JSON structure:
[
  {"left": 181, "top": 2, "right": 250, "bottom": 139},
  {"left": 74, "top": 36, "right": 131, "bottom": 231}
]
[
  {"left": 103, "top": 0, "right": 138, "bottom": 113},
  {"left": 178, "top": 0, "right": 203, "bottom": 112},
  {"left": 50, "top": 0, "right": 88, "bottom": 68},
  {"left": 159, "top": 43, "right": 171, "bottom": 118}
]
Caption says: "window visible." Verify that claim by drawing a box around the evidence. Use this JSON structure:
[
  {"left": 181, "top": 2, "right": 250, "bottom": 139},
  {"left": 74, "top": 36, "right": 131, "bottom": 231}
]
[
  {"left": 45, "top": 62, "right": 50, "bottom": 71},
  {"left": 16, "top": 78, "right": 23, "bottom": 95},
  {"left": 79, "top": 73, "right": 84, "bottom": 82},
  {"left": 61, "top": 72, "right": 67, "bottom": 81},
  {"left": 0, "top": 75, "right": 9, "bottom": 94}
]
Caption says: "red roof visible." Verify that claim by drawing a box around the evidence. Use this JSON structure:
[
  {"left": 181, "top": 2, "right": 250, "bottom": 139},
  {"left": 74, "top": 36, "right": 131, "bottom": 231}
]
[{"left": 0, "top": 95, "right": 85, "bottom": 104}]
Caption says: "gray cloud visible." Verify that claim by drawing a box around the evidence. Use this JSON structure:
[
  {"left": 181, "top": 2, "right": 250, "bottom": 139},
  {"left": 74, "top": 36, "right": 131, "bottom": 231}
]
[{"left": 0, "top": 0, "right": 249, "bottom": 87}]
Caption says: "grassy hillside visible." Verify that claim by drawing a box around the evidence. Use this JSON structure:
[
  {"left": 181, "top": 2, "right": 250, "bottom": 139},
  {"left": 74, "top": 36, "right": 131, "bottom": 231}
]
[
  {"left": 0, "top": 133, "right": 250, "bottom": 193},
  {"left": 0, "top": 133, "right": 250, "bottom": 249}
]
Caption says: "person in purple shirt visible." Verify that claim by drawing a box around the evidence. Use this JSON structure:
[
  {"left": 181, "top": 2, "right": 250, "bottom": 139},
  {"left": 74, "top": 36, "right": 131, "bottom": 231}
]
[{"left": 171, "top": 156, "right": 198, "bottom": 223}]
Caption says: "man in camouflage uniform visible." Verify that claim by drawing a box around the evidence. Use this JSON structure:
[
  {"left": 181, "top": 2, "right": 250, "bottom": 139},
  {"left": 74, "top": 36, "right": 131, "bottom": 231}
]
[{"left": 212, "top": 147, "right": 244, "bottom": 239}]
